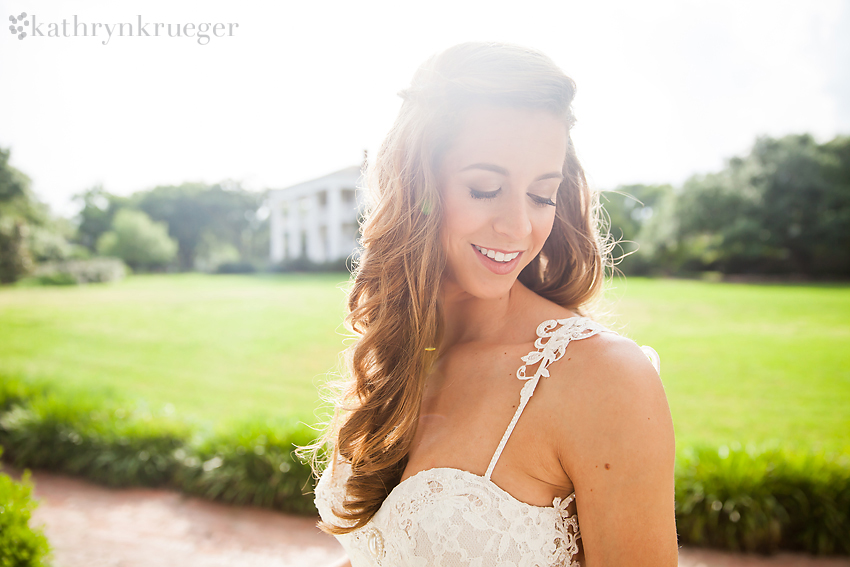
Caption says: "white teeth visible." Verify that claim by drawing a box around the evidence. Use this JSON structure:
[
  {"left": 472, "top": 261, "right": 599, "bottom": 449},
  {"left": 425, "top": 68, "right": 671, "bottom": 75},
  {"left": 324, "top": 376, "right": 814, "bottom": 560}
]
[{"left": 474, "top": 245, "right": 520, "bottom": 263}]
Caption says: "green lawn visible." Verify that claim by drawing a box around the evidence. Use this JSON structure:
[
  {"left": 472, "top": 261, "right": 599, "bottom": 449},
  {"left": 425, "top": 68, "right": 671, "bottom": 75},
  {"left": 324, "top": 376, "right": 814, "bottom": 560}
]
[
  {"left": 0, "top": 274, "right": 848, "bottom": 453},
  {"left": 0, "top": 274, "right": 350, "bottom": 427},
  {"left": 607, "top": 277, "right": 850, "bottom": 453}
]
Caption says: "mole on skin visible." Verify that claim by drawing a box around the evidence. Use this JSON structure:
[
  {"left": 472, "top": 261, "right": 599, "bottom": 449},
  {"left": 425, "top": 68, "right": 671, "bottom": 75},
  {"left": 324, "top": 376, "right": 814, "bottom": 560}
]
[{"left": 605, "top": 463, "right": 611, "bottom": 470}]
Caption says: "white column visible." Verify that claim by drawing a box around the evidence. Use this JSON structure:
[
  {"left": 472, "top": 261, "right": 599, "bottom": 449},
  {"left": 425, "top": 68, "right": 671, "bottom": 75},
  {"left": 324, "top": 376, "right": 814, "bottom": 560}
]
[
  {"left": 327, "top": 185, "right": 342, "bottom": 261},
  {"left": 269, "top": 195, "right": 285, "bottom": 263},
  {"left": 306, "top": 192, "right": 322, "bottom": 263},
  {"left": 286, "top": 195, "right": 301, "bottom": 259}
]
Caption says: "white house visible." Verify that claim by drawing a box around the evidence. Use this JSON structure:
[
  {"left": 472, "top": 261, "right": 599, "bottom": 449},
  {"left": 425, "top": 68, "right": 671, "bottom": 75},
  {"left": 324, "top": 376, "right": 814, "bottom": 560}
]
[{"left": 268, "top": 166, "right": 366, "bottom": 265}]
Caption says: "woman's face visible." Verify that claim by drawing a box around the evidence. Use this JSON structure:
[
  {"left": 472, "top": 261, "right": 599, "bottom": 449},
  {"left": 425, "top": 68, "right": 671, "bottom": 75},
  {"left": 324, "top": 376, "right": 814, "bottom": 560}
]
[{"left": 438, "top": 105, "right": 568, "bottom": 300}]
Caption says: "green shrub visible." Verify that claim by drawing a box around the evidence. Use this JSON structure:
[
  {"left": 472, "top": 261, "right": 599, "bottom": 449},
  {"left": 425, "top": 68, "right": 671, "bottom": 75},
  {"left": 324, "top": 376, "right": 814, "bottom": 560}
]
[
  {"left": 675, "top": 445, "right": 850, "bottom": 555},
  {"left": 0, "top": 378, "right": 48, "bottom": 414},
  {"left": 0, "top": 447, "right": 51, "bottom": 567},
  {"left": 0, "top": 393, "right": 189, "bottom": 488},
  {"left": 214, "top": 261, "right": 257, "bottom": 274},
  {"left": 23, "top": 258, "right": 127, "bottom": 285},
  {"left": 31, "top": 272, "right": 77, "bottom": 286},
  {"left": 96, "top": 209, "right": 177, "bottom": 271},
  {"left": 0, "top": 378, "right": 317, "bottom": 513},
  {"left": 175, "top": 419, "right": 317, "bottom": 514}
]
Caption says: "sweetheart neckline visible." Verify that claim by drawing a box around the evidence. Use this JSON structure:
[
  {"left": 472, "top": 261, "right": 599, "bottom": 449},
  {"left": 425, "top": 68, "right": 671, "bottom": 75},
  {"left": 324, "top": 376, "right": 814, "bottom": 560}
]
[
  {"left": 386, "top": 466, "right": 576, "bottom": 513},
  {"left": 380, "top": 317, "right": 595, "bottom": 517}
]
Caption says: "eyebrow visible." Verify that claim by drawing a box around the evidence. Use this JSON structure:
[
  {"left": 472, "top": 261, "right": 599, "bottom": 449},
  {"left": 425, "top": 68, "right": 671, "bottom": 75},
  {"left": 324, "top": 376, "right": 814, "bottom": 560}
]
[{"left": 459, "top": 162, "right": 564, "bottom": 182}]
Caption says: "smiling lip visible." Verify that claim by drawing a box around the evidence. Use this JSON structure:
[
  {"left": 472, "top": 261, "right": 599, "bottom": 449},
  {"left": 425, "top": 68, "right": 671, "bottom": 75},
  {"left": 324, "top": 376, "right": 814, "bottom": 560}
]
[{"left": 472, "top": 244, "right": 523, "bottom": 275}]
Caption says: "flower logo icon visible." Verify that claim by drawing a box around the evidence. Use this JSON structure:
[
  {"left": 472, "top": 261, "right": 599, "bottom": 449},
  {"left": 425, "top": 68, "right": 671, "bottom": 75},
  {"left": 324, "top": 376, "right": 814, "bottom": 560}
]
[{"left": 8, "top": 12, "right": 29, "bottom": 40}]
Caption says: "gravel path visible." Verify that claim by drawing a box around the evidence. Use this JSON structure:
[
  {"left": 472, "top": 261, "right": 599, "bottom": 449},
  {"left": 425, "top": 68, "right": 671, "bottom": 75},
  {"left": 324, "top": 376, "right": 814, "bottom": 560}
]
[{"left": 3, "top": 464, "right": 848, "bottom": 567}]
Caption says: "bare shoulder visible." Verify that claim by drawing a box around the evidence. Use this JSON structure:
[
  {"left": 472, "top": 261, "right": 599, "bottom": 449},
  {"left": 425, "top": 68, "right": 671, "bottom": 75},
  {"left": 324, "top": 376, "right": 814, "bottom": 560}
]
[
  {"left": 559, "top": 327, "right": 663, "bottom": 395},
  {"left": 542, "top": 329, "right": 679, "bottom": 564},
  {"left": 543, "top": 329, "right": 674, "bottom": 472}
]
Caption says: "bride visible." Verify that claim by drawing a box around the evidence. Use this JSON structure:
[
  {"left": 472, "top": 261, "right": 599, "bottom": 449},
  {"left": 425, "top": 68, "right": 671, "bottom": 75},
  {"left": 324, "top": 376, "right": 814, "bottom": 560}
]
[{"left": 310, "top": 42, "right": 678, "bottom": 566}]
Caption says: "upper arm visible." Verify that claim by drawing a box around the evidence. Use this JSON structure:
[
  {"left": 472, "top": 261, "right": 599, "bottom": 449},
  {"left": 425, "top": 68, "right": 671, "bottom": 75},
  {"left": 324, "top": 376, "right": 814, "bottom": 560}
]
[{"left": 552, "top": 334, "right": 678, "bottom": 566}]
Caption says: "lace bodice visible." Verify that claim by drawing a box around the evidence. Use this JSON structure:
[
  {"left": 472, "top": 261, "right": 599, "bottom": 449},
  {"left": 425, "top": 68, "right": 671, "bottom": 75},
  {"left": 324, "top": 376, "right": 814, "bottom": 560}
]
[{"left": 314, "top": 316, "right": 660, "bottom": 567}]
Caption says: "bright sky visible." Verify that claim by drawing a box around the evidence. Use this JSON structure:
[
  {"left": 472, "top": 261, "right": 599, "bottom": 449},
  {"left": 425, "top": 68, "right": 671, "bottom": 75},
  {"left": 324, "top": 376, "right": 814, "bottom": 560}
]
[{"left": 1, "top": 0, "right": 848, "bottom": 217}]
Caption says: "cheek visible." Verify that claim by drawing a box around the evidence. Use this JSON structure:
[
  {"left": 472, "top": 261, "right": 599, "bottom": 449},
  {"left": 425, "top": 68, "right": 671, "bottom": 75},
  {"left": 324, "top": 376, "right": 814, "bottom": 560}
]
[
  {"left": 532, "top": 213, "right": 557, "bottom": 250},
  {"left": 440, "top": 191, "right": 478, "bottom": 243}
]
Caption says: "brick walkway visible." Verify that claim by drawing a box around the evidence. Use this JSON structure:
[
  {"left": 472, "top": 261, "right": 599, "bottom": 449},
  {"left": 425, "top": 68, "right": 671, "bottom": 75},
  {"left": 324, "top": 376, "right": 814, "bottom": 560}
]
[{"left": 3, "top": 465, "right": 848, "bottom": 567}]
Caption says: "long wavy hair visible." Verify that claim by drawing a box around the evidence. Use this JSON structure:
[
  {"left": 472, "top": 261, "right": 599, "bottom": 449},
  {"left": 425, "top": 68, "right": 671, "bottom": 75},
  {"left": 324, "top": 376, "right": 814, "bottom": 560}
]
[{"left": 309, "top": 42, "right": 611, "bottom": 534}]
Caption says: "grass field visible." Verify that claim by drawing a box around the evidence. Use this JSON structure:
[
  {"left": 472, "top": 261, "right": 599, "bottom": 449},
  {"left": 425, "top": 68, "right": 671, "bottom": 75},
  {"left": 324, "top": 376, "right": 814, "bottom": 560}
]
[
  {"left": 0, "top": 274, "right": 848, "bottom": 453},
  {"left": 0, "top": 274, "right": 350, "bottom": 428}
]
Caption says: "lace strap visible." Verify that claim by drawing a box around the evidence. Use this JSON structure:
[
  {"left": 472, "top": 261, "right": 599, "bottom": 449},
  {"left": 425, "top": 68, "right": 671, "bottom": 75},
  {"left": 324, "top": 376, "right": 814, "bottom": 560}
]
[{"left": 484, "top": 317, "right": 613, "bottom": 480}]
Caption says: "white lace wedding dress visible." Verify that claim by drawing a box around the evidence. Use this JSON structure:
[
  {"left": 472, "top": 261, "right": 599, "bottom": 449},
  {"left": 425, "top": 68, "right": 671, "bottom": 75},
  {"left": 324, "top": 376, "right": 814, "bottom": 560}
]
[{"left": 315, "top": 316, "right": 660, "bottom": 567}]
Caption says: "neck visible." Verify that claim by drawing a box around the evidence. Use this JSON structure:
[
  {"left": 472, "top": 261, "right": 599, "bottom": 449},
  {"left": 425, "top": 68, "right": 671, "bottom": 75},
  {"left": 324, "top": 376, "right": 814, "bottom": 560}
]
[{"left": 439, "top": 280, "right": 527, "bottom": 347}]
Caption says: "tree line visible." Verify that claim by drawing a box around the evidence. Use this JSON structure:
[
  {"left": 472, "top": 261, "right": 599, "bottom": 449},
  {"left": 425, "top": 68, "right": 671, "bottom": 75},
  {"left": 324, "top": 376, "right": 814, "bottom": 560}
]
[
  {"left": 1, "top": 132, "right": 849, "bottom": 284},
  {"left": 604, "top": 134, "right": 850, "bottom": 277},
  {"left": 0, "top": 151, "right": 269, "bottom": 283},
  {"left": 73, "top": 182, "right": 269, "bottom": 272}
]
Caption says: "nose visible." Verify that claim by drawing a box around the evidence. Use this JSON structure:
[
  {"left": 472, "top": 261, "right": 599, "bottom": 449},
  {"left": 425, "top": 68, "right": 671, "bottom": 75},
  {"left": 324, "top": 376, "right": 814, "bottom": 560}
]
[{"left": 492, "top": 195, "right": 532, "bottom": 241}]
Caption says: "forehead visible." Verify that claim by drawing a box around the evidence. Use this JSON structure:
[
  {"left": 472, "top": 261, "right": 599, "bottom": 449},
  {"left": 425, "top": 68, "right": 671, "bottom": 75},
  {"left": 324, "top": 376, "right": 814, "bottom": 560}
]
[{"left": 441, "top": 105, "right": 568, "bottom": 174}]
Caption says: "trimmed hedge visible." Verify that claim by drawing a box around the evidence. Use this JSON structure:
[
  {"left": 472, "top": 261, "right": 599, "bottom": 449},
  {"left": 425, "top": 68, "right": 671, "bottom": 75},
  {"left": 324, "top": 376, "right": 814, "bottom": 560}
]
[
  {"left": 0, "top": 377, "right": 318, "bottom": 515},
  {"left": 0, "top": 395, "right": 188, "bottom": 487},
  {"left": 23, "top": 258, "right": 128, "bottom": 285},
  {"left": 676, "top": 445, "right": 850, "bottom": 555},
  {"left": 175, "top": 420, "right": 316, "bottom": 514},
  {"left": 0, "top": 447, "right": 51, "bottom": 567},
  {"left": 0, "top": 375, "right": 848, "bottom": 555}
]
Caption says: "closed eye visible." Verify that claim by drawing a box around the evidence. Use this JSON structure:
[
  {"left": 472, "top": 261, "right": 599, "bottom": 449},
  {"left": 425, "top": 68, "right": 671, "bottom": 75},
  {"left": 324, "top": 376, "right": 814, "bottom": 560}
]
[
  {"left": 528, "top": 193, "right": 556, "bottom": 207},
  {"left": 469, "top": 188, "right": 501, "bottom": 201}
]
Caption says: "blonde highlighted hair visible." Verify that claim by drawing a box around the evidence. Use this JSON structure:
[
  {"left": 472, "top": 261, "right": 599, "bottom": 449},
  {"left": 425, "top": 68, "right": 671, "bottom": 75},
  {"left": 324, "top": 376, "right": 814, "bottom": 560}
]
[{"left": 310, "top": 42, "right": 611, "bottom": 534}]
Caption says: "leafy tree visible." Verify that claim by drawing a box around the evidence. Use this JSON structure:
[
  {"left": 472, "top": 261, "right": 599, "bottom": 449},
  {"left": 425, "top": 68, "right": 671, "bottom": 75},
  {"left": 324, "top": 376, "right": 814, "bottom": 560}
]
[
  {"left": 675, "top": 134, "right": 850, "bottom": 275},
  {"left": 601, "top": 184, "right": 676, "bottom": 275},
  {"left": 604, "top": 135, "right": 850, "bottom": 276},
  {"left": 0, "top": 147, "right": 27, "bottom": 203},
  {"left": 1, "top": 147, "right": 87, "bottom": 283},
  {"left": 96, "top": 209, "right": 178, "bottom": 271},
  {"left": 132, "top": 182, "right": 266, "bottom": 270},
  {"left": 0, "top": 147, "right": 39, "bottom": 283},
  {"left": 72, "top": 185, "right": 129, "bottom": 252},
  {"left": 0, "top": 218, "right": 33, "bottom": 283},
  {"left": 816, "top": 135, "right": 850, "bottom": 273},
  {"left": 71, "top": 182, "right": 267, "bottom": 272}
]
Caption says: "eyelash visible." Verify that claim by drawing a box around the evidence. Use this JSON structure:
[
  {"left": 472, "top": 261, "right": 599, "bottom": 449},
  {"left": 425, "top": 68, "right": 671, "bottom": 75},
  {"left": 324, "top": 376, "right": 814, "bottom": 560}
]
[
  {"left": 530, "top": 195, "right": 556, "bottom": 207},
  {"left": 469, "top": 188, "right": 500, "bottom": 201},
  {"left": 469, "top": 188, "right": 556, "bottom": 207}
]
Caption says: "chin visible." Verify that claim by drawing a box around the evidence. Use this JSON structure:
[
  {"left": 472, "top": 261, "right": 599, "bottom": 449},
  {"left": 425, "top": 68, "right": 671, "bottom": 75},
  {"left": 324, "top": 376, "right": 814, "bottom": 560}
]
[
  {"left": 444, "top": 253, "right": 530, "bottom": 301},
  {"left": 461, "top": 274, "right": 520, "bottom": 301}
]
